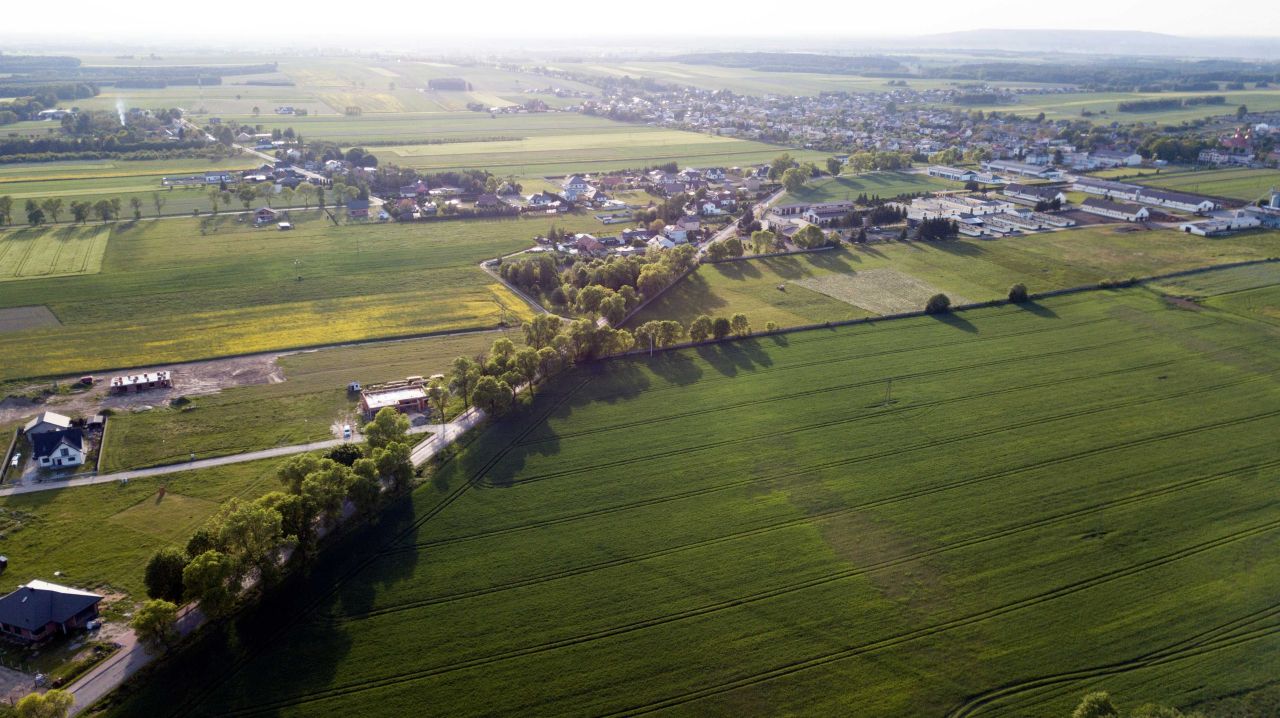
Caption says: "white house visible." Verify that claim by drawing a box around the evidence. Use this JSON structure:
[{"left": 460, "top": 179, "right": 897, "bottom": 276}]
[
  {"left": 647, "top": 236, "right": 677, "bottom": 251},
  {"left": 32, "top": 429, "right": 85, "bottom": 469},
  {"left": 1003, "top": 184, "right": 1067, "bottom": 205},
  {"left": 983, "top": 160, "right": 1062, "bottom": 179},
  {"left": 561, "top": 175, "right": 591, "bottom": 201},
  {"left": 1072, "top": 177, "right": 1143, "bottom": 201},
  {"left": 1081, "top": 197, "right": 1150, "bottom": 222},
  {"left": 1179, "top": 211, "right": 1261, "bottom": 236},
  {"left": 662, "top": 225, "right": 689, "bottom": 243},
  {"left": 1092, "top": 150, "right": 1144, "bottom": 168}
]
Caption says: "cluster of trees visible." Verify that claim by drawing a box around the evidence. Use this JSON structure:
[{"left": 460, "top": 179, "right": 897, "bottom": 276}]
[
  {"left": 499, "top": 244, "right": 698, "bottom": 320},
  {"left": 362, "top": 165, "right": 497, "bottom": 197},
  {"left": 1071, "top": 691, "right": 1203, "bottom": 718},
  {"left": 0, "top": 195, "right": 164, "bottom": 226},
  {"left": 792, "top": 224, "right": 840, "bottom": 249},
  {"left": 703, "top": 236, "right": 745, "bottom": 260},
  {"left": 1138, "top": 135, "right": 1213, "bottom": 163},
  {"left": 141, "top": 415, "right": 414, "bottom": 621},
  {"left": 1117, "top": 96, "right": 1224, "bottom": 112},
  {"left": 843, "top": 151, "right": 913, "bottom": 173},
  {"left": 927, "top": 147, "right": 991, "bottom": 166},
  {"left": 0, "top": 83, "right": 98, "bottom": 124},
  {"left": 914, "top": 217, "right": 959, "bottom": 241}
]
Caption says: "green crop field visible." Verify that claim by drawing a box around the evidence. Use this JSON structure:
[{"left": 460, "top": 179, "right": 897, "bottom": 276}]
[
  {"left": 100, "top": 328, "right": 519, "bottom": 472},
  {"left": 0, "top": 458, "right": 285, "bottom": 600},
  {"left": 239, "top": 111, "right": 660, "bottom": 145},
  {"left": 373, "top": 122, "right": 826, "bottom": 176},
  {"left": 941, "top": 89, "right": 1280, "bottom": 124},
  {"left": 0, "top": 211, "right": 621, "bottom": 381},
  {"left": 103, "top": 278, "right": 1280, "bottom": 717},
  {"left": 557, "top": 61, "right": 1064, "bottom": 96},
  {"left": 781, "top": 172, "right": 962, "bottom": 205},
  {"left": 0, "top": 224, "right": 110, "bottom": 281},
  {"left": 1134, "top": 167, "right": 1280, "bottom": 202},
  {"left": 632, "top": 227, "right": 1280, "bottom": 329}
]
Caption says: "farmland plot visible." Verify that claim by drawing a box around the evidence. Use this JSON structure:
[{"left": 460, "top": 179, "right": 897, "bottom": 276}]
[
  {"left": 106, "top": 284, "right": 1280, "bottom": 718},
  {"left": 0, "top": 225, "right": 110, "bottom": 281},
  {"left": 793, "top": 267, "right": 964, "bottom": 314}
]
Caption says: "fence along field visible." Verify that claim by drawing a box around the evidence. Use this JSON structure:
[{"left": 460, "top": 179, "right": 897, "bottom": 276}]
[{"left": 105, "top": 280, "right": 1280, "bottom": 718}]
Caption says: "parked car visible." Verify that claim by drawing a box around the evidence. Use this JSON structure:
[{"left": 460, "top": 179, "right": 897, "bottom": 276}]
[{"left": 342, "top": 424, "right": 352, "bottom": 439}]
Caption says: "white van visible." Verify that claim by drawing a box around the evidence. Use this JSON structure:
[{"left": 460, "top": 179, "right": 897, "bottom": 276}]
[{"left": 342, "top": 424, "right": 352, "bottom": 439}]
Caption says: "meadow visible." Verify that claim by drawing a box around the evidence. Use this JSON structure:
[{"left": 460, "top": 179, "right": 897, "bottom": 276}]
[
  {"left": 0, "top": 211, "right": 613, "bottom": 381},
  {"left": 943, "top": 88, "right": 1280, "bottom": 124},
  {"left": 374, "top": 123, "right": 827, "bottom": 176},
  {"left": 781, "top": 171, "right": 961, "bottom": 205},
  {"left": 102, "top": 276, "right": 1280, "bottom": 717},
  {"left": 100, "top": 329, "right": 518, "bottom": 472},
  {"left": 0, "top": 458, "right": 285, "bottom": 600},
  {"left": 631, "top": 227, "right": 1280, "bottom": 328},
  {"left": 1133, "top": 167, "right": 1280, "bottom": 202}
]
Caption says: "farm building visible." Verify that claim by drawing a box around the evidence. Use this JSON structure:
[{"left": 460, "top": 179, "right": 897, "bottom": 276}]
[
  {"left": 0, "top": 581, "right": 102, "bottom": 645},
  {"left": 772, "top": 203, "right": 809, "bottom": 217},
  {"left": 1081, "top": 198, "right": 1150, "bottom": 222},
  {"left": 360, "top": 382, "right": 429, "bottom": 420},
  {"left": 1178, "top": 211, "right": 1262, "bottom": 236},
  {"left": 1091, "top": 150, "right": 1144, "bottom": 168},
  {"left": 1134, "top": 188, "right": 1218, "bottom": 214},
  {"left": 31, "top": 429, "right": 85, "bottom": 469},
  {"left": 927, "top": 165, "right": 976, "bottom": 182},
  {"left": 110, "top": 371, "right": 173, "bottom": 394},
  {"left": 23, "top": 411, "right": 72, "bottom": 436},
  {"left": 254, "top": 207, "right": 278, "bottom": 224},
  {"left": 983, "top": 160, "right": 1062, "bottom": 179},
  {"left": 1003, "top": 184, "right": 1067, "bottom": 205},
  {"left": 1072, "top": 177, "right": 1142, "bottom": 201}
]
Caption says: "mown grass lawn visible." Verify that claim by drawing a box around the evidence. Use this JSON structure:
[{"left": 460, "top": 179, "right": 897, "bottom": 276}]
[
  {"left": 1133, "top": 167, "right": 1280, "bottom": 202},
  {"left": 0, "top": 212, "right": 606, "bottom": 381},
  {"left": 104, "top": 275, "right": 1280, "bottom": 717},
  {"left": 0, "top": 459, "right": 285, "bottom": 601},
  {"left": 631, "top": 227, "right": 1280, "bottom": 328}
]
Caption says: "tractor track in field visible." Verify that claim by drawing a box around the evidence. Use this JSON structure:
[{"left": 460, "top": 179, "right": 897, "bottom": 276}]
[
  {"left": 595, "top": 519, "right": 1280, "bottom": 718},
  {"left": 216, "top": 517, "right": 1280, "bottom": 716},
  {"left": 155, "top": 377, "right": 597, "bottom": 718},
  {"left": 945, "top": 603, "right": 1280, "bottom": 718},
  {"left": 325, "top": 457, "right": 1280, "bottom": 623},
  {"left": 478, "top": 369, "right": 1276, "bottom": 489},
  {"left": 514, "top": 325, "right": 1228, "bottom": 447},
  {"left": 396, "top": 347, "right": 1260, "bottom": 551}
]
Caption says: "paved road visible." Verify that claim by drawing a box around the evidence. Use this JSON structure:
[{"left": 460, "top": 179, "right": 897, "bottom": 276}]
[
  {"left": 703, "top": 187, "right": 785, "bottom": 252},
  {"left": 68, "top": 606, "right": 204, "bottom": 716},
  {"left": 0, "top": 425, "right": 435, "bottom": 497},
  {"left": 410, "top": 407, "right": 486, "bottom": 465}
]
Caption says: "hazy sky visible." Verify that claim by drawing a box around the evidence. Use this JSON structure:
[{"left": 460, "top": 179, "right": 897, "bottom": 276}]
[{"left": 1, "top": 0, "right": 1276, "bottom": 42}]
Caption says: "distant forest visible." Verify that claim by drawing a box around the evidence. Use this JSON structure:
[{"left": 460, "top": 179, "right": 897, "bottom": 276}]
[
  {"left": 0, "top": 54, "right": 278, "bottom": 89},
  {"left": 671, "top": 52, "right": 907, "bottom": 75}
]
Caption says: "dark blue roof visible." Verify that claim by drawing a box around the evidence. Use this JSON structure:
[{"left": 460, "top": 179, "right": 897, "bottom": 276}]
[{"left": 30, "top": 429, "right": 82, "bottom": 459}]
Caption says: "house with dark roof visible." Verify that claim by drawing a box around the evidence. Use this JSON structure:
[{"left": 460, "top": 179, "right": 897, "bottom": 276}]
[
  {"left": 347, "top": 199, "right": 371, "bottom": 219},
  {"left": 1134, "top": 188, "right": 1218, "bottom": 214},
  {"left": 1003, "top": 184, "right": 1067, "bottom": 205},
  {"left": 0, "top": 580, "right": 102, "bottom": 644},
  {"left": 32, "top": 429, "right": 85, "bottom": 469}
]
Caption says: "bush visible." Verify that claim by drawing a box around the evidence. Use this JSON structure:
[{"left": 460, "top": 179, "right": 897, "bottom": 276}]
[
  {"left": 1008, "top": 283, "right": 1029, "bottom": 303},
  {"left": 325, "top": 443, "right": 364, "bottom": 466},
  {"left": 925, "top": 293, "right": 952, "bottom": 314}
]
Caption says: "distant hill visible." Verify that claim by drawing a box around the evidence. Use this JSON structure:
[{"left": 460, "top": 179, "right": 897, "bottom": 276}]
[
  {"left": 670, "top": 52, "right": 907, "bottom": 76},
  {"left": 909, "top": 29, "right": 1280, "bottom": 59}
]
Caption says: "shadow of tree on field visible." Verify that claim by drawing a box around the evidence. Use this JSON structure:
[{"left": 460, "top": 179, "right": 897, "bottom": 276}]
[
  {"left": 1020, "top": 300, "right": 1059, "bottom": 318},
  {"left": 933, "top": 312, "right": 979, "bottom": 333},
  {"left": 647, "top": 352, "right": 704, "bottom": 387},
  {"left": 713, "top": 260, "right": 762, "bottom": 282}
]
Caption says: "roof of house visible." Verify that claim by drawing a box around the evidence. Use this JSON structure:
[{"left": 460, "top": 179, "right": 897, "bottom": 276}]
[
  {"left": 1074, "top": 177, "right": 1140, "bottom": 192},
  {"left": 1137, "top": 188, "right": 1215, "bottom": 205},
  {"left": 23, "top": 411, "right": 71, "bottom": 434},
  {"left": 1004, "top": 184, "right": 1062, "bottom": 199},
  {"left": 347, "top": 199, "right": 371, "bottom": 211},
  {"left": 0, "top": 580, "right": 101, "bottom": 631},
  {"left": 1082, "top": 197, "right": 1147, "bottom": 214},
  {"left": 31, "top": 429, "right": 83, "bottom": 459},
  {"left": 361, "top": 386, "right": 427, "bottom": 411}
]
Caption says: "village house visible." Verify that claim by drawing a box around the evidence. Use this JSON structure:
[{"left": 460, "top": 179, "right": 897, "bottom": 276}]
[
  {"left": 983, "top": 160, "right": 1062, "bottom": 179},
  {"left": 32, "top": 430, "right": 85, "bottom": 469},
  {"left": 1081, "top": 197, "right": 1150, "bottom": 222},
  {"left": 347, "top": 199, "right": 371, "bottom": 219},
  {"left": 1072, "top": 177, "right": 1143, "bottom": 201},
  {"left": 561, "top": 175, "right": 592, "bottom": 201},
  {"left": 0, "top": 581, "right": 102, "bottom": 645},
  {"left": 23, "top": 411, "right": 72, "bottom": 436},
  {"left": 1133, "top": 188, "right": 1218, "bottom": 214},
  {"left": 254, "top": 207, "right": 278, "bottom": 225}
]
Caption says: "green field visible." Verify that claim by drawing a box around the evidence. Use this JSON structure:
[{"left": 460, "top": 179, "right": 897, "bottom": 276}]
[
  {"left": 632, "top": 227, "right": 1280, "bottom": 329},
  {"left": 0, "top": 211, "right": 621, "bottom": 381},
  {"left": 371, "top": 119, "right": 826, "bottom": 176},
  {"left": 100, "top": 329, "right": 518, "bottom": 472},
  {"left": 1134, "top": 167, "right": 1280, "bottom": 202},
  {"left": 104, "top": 276, "right": 1280, "bottom": 717},
  {"left": 0, "top": 225, "right": 110, "bottom": 281},
  {"left": 0, "top": 458, "right": 284, "bottom": 600},
  {"left": 943, "top": 89, "right": 1280, "bottom": 124},
  {"left": 781, "top": 171, "right": 961, "bottom": 205},
  {"left": 558, "top": 61, "right": 1064, "bottom": 96}
]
